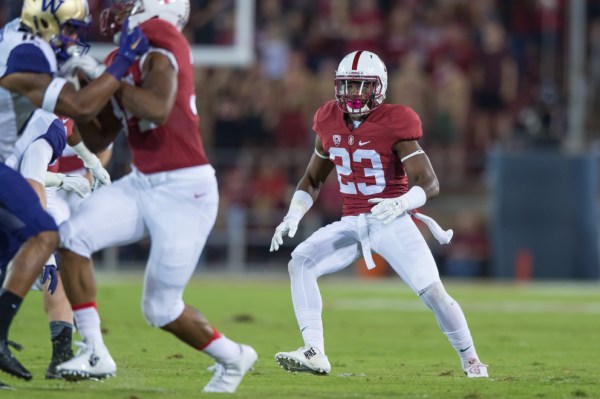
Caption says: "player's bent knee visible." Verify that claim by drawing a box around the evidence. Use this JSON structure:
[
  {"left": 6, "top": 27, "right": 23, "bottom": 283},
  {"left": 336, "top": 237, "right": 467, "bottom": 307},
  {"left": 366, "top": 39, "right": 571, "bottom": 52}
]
[
  {"left": 142, "top": 297, "right": 185, "bottom": 327},
  {"left": 419, "top": 281, "right": 452, "bottom": 310},
  {"left": 291, "top": 241, "right": 317, "bottom": 260},
  {"left": 59, "top": 220, "right": 93, "bottom": 259},
  {"left": 288, "top": 254, "right": 312, "bottom": 276},
  {"left": 289, "top": 242, "right": 319, "bottom": 275}
]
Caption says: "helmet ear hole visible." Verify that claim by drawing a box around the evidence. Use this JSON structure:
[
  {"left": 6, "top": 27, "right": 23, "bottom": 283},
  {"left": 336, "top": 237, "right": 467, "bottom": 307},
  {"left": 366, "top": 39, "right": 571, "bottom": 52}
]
[{"left": 40, "top": 18, "right": 49, "bottom": 29}]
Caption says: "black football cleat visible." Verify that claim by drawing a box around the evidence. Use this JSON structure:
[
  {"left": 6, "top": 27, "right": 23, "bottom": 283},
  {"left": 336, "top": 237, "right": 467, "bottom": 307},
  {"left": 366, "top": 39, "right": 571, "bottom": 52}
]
[
  {"left": 0, "top": 340, "right": 31, "bottom": 381},
  {"left": 46, "top": 327, "right": 74, "bottom": 379}
]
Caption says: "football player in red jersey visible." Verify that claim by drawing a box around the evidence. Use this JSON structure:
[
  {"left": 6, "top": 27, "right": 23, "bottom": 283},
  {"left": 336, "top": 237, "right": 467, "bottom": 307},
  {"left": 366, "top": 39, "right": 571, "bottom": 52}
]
[
  {"left": 54, "top": 0, "right": 257, "bottom": 392},
  {"left": 270, "top": 50, "right": 488, "bottom": 378}
]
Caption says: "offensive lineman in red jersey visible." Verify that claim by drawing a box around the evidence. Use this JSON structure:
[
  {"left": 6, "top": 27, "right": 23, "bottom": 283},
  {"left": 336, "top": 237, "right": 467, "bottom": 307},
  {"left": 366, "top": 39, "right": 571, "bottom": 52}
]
[
  {"left": 54, "top": 0, "right": 257, "bottom": 392},
  {"left": 270, "top": 50, "right": 488, "bottom": 378}
]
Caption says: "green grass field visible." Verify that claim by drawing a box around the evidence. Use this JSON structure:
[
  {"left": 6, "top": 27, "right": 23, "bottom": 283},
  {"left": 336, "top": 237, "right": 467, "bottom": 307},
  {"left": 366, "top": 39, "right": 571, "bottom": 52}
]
[{"left": 2, "top": 274, "right": 599, "bottom": 399}]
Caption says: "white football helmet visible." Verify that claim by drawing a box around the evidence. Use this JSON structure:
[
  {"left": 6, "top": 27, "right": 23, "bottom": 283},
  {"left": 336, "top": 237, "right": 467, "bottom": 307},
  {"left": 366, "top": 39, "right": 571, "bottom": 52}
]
[
  {"left": 20, "top": 0, "right": 91, "bottom": 59},
  {"left": 335, "top": 50, "right": 388, "bottom": 116},
  {"left": 100, "top": 0, "right": 190, "bottom": 39}
]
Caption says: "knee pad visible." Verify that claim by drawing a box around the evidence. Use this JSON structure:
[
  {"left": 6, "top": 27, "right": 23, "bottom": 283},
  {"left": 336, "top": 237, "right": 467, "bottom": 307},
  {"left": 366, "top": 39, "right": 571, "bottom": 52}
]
[
  {"left": 291, "top": 241, "right": 317, "bottom": 261},
  {"left": 418, "top": 281, "right": 452, "bottom": 311},
  {"left": 288, "top": 252, "right": 321, "bottom": 280},
  {"left": 142, "top": 290, "right": 185, "bottom": 328}
]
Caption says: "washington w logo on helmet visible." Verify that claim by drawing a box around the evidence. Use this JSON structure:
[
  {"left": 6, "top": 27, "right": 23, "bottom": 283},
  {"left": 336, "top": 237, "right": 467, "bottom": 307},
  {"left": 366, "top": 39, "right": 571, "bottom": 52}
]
[{"left": 42, "top": 0, "right": 65, "bottom": 13}]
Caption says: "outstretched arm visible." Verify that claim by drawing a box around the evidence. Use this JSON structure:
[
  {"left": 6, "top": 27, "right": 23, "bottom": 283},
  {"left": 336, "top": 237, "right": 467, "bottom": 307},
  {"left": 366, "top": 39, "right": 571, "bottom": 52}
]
[
  {"left": 1, "top": 72, "right": 121, "bottom": 122},
  {"left": 270, "top": 136, "right": 333, "bottom": 252},
  {"left": 0, "top": 20, "right": 148, "bottom": 122}
]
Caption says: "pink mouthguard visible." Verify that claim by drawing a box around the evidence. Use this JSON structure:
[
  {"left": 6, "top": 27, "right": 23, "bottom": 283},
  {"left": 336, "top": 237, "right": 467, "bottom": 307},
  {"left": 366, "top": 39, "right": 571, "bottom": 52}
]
[{"left": 347, "top": 100, "right": 362, "bottom": 110}]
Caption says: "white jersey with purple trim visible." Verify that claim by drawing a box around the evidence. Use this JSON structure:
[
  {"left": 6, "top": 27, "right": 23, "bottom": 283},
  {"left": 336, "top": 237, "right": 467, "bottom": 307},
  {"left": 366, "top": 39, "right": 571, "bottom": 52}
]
[
  {"left": 3, "top": 109, "right": 67, "bottom": 172},
  {"left": 0, "top": 18, "right": 58, "bottom": 161}
]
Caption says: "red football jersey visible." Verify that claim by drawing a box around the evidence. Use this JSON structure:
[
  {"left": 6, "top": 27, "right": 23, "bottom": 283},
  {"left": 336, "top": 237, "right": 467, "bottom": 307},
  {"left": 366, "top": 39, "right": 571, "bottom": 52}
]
[
  {"left": 106, "top": 19, "right": 208, "bottom": 173},
  {"left": 313, "top": 101, "right": 423, "bottom": 216}
]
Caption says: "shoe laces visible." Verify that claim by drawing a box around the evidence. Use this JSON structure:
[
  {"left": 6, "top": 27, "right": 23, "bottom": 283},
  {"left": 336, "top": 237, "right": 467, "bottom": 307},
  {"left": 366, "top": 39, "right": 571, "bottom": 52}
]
[
  {"left": 6, "top": 341, "right": 23, "bottom": 352},
  {"left": 207, "top": 363, "right": 225, "bottom": 376},
  {"left": 465, "top": 359, "right": 488, "bottom": 373},
  {"left": 204, "top": 362, "right": 227, "bottom": 390},
  {"left": 73, "top": 341, "right": 90, "bottom": 357}
]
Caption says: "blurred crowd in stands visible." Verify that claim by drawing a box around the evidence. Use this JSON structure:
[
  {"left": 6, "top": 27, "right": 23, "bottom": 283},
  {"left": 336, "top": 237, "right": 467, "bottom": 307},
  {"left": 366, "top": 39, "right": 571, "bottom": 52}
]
[
  {"left": 2, "top": 0, "right": 600, "bottom": 276},
  {"left": 189, "top": 0, "right": 600, "bottom": 276}
]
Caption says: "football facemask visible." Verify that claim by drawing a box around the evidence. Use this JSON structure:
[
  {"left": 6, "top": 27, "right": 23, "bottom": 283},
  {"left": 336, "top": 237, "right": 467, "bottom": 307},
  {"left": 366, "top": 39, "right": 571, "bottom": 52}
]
[
  {"left": 21, "top": 0, "right": 91, "bottom": 61},
  {"left": 335, "top": 77, "right": 381, "bottom": 116}
]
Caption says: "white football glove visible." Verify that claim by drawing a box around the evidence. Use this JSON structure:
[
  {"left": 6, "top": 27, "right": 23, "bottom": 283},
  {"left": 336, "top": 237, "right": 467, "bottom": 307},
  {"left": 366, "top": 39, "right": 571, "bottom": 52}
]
[
  {"left": 60, "top": 174, "right": 91, "bottom": 198},
  {"left": 270, "top": 216, "right": 300, "bottom": 252},
  {"left": 270, "top": 190, "right": 314, "bottom": 252},
  {"left": 369, "top": 186, "right": 427, "bottom": 224},
  {"left": 368, "top": 197, "right": 409, "bottom": 224},
  {"left": 87, "top": 164, "right": 111, "bottom": 191},
  {"left": 59, "top": 54, "right": 106, "bottom": 81},
  {"left": 70, "top": 142, "right": 111, "bottom": 190}
]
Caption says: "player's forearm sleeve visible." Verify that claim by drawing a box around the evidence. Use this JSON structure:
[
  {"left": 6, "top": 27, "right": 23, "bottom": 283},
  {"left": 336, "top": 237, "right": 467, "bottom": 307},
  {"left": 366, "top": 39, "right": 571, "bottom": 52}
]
[
  {"left": 285, "top": 190, "right": 314, "bottom": 221},
  {"left": 45, "top": 172, "right": 64, "bottom": 188},
  {"left": 71, "top": 141, "right": 101, "bottom": 168},
  {"left": 21, "top": 139, "right": 54, "bottom": 185},
  {"left": 401, "top": 186, "right": 427, "bottom": 211}
]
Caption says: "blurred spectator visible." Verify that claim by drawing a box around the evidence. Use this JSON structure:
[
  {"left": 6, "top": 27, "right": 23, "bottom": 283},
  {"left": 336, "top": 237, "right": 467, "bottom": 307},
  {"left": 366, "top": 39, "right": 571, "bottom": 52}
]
[
  {"left": 248, "top": 157, "right": 288, "bottom": 230},
  {"left": 429, "top": 54, "right": 471, "bottom": 187},
  {"left": 187, "top": 0, "right": 234, "bottom": 45},
  {"left": 469, "top": 20, "right": 518, "bottom": 151},
  {"left": 589, "top": 18, "right": 600, "bottom": 136},
  {"left": 388, "top": 51, "right": 430, "bottom": 127},
  {"left": 384, "top": 3, "right": 416, "bottom": 69},
  {"left": 443, "top": 211, "right": 489, "bottom": 277},
  {"left": 343, "top": 0, "right": 384, "bottom": 54},
  {"left": 273, "top": 50, "right": 314, "bottom": 149},
  {"left": 257, "top": 21, "right": 290, "bottom": 80}
]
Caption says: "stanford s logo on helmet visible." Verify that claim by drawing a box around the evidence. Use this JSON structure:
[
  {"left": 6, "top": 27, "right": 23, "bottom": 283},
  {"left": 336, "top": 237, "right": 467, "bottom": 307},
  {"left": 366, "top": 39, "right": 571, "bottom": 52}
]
[
  {"left": 21, "top": 0, "right": 91, "bottom": 60},
  {"left": 100, "top": 0, "right": 190, "bottom": 40},
  {"left": 335, "top": 50, "right": 388, "bottom": 116}
]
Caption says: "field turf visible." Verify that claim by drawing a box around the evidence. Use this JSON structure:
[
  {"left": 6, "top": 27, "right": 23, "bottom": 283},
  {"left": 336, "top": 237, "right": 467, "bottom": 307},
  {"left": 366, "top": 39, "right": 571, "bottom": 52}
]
[{"left": 2, "top": 274, "right": 599, "bottom": 399}]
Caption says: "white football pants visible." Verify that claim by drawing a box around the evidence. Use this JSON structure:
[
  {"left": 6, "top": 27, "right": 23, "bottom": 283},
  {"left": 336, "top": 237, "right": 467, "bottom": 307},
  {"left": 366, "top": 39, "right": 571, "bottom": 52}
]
[
  {"left": 60, "top": 165, "right": 219, "bottom": 327},
  {"left": 290, "top": 212, "right": 441, "bottom": 300},
  {"left": 289, "top": 213, "right": 441, "bottom": 349}
]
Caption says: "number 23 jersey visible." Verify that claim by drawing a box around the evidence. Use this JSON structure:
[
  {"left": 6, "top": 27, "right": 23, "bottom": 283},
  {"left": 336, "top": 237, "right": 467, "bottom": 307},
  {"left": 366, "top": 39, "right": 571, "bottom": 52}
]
[{"left": 313, "top": 100, "right": 423, "bottom": 217}]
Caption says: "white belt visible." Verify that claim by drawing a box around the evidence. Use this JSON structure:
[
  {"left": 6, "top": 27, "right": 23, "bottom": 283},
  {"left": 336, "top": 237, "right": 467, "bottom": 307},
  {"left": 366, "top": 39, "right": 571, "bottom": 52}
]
[
  {"left": 357, "top": 212, "right": 453, "bottom": 270},
  {"left": 358, "top": 213, "right": 377, "bottom": 269},
  {"left": 410, "top": 211, "right": 454, "bottom": 244}
]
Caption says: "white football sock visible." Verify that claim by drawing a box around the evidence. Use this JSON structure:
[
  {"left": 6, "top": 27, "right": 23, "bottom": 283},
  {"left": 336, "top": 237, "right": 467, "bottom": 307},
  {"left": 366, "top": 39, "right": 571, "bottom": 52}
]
[
  {"left": 419, "top": 282, "right": 478, "bottom": 363},
  {"left": 73, "top": 306, "right": 105, "bottom": 347},
  {"left": 202, "top": 335, "right": 242, "bottom": 363},
  {"left": 289, "top": 256, "right": 326, "bottom": 353},
  {"left": 296, "top": 310, "right": 325, "bottom": 353}
]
